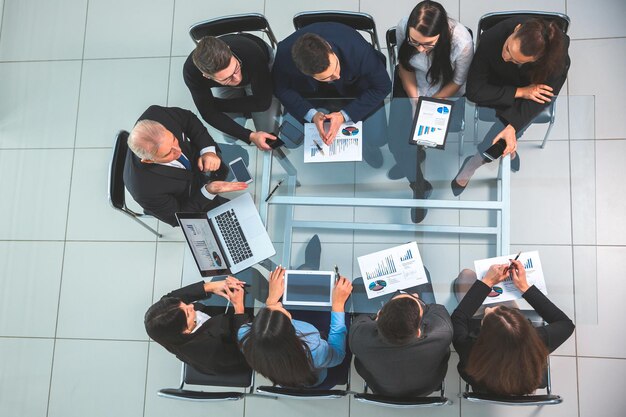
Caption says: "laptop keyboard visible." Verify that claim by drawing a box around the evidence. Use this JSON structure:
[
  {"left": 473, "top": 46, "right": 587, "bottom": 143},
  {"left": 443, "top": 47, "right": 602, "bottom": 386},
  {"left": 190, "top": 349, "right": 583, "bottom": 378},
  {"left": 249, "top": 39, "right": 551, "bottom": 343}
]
[{"left": 215, "top": 209, "right": 253, "bottom": 265}]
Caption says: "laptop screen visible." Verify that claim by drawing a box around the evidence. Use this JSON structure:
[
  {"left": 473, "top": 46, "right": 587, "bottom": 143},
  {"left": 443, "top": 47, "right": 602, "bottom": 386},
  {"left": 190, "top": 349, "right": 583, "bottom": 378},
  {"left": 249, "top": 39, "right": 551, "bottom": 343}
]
[{"left": 178, "top": 217, "right": 228, "bottom": 273}]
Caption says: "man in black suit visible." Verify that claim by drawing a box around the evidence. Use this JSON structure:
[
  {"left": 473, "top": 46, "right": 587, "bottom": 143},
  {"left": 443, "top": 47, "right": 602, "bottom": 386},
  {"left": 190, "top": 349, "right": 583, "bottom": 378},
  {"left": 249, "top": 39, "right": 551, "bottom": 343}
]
[
  {"left": 349, "top": 291, "right": 453, "bottom": 397},
  {"left": 145, "top": 277, "right": 250, "bottom": 375},
  {"left": 123, "top": 105, "right": 248, "bottom": 227}
]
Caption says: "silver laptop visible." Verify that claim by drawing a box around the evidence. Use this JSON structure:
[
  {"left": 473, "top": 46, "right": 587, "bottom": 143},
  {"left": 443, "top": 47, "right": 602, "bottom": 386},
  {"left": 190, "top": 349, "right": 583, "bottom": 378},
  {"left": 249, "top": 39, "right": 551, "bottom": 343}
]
[{"left": 176, "top": 193, "right": 275, "bottom": 277}]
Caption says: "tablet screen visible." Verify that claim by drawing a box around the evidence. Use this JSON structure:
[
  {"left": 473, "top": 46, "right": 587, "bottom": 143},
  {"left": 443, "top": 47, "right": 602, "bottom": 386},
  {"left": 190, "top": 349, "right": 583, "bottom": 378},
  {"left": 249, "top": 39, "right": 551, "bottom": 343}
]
[
  {"left": 409, "top": 97, "right": 454, "bottom": 149},
  {"left": 283, "top": 271, "right": 333, "bottom": 306}
]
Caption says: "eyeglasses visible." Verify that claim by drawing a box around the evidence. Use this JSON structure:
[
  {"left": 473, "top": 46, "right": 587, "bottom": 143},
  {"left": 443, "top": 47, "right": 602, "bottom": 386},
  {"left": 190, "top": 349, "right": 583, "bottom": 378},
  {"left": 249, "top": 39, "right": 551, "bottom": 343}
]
[
  {"left": 213, "top": 55, "right": 242, "bottom": 84},
  {"left": 407, "top": 38, "right": 437, "bottom": 50}
]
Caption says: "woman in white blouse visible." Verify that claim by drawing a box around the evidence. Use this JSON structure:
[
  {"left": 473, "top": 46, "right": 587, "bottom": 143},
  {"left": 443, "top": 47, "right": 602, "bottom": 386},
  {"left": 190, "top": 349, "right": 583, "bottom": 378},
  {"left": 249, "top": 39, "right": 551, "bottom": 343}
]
[{"left": 388, "top": 0, "right": 474, "bottom": 223}]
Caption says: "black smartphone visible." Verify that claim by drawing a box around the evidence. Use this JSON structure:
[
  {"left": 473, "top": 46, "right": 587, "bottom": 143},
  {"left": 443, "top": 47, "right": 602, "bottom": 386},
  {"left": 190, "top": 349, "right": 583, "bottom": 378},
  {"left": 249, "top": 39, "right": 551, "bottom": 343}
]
[
  {"left": 279, "top": 120, "right": 304, "bottom": 145},
  {"left": 482, "top": 138, "right": 506, "bottom": 161},
  {"left": 268, "top": 135, "right": 285, "bottom": 149}
]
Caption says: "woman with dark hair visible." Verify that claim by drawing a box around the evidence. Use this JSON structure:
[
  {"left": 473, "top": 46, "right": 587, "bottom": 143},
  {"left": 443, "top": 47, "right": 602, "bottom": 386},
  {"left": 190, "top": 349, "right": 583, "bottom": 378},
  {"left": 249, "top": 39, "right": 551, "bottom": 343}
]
[
  {"left": 388, "top": 0, "right": 473, "bottom": 223},
  {"left": 451, "top": 261, "right": 575, "bottom": 395},
  {"left": 452, "top": 17, "right": 570, "bottom": 194},
  {"left": 238, "top": 266, "right": 353, "bottom": 387},
  {"left": 144, "top": 277, "right": 250, "bottom": 375}
]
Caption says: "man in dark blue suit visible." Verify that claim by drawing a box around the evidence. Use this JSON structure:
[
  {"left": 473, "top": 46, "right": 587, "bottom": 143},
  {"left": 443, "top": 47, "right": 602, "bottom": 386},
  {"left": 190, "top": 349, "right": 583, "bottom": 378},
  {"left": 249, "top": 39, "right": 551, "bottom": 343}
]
[{"left": 272, "top": 22, "right": 391, "bottom": 167}]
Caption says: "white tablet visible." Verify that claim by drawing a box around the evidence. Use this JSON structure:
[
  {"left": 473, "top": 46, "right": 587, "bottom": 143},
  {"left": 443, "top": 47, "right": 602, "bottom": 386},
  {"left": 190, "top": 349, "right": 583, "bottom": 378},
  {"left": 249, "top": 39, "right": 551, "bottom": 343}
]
[
  {"left": 408, "top": 97, "right": 454, "bottom": 150},
  {"left": 283, "top": 270, "right": 334, "bottom": 307}
]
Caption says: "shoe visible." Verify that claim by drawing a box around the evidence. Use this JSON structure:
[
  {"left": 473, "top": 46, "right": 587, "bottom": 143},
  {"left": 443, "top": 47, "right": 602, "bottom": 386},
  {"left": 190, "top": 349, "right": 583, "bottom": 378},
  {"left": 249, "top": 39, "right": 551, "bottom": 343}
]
[
  {"left": 386, "top": 164, "right": 404, "bottom": 180},
  {"left": 303, "top": 234, "right": 321, "bottom": 270},
  {"left": 409, "top": 180, "right": 433, "bottom": 223},
  {"left": 511, "top": 152, "right": 520, "bottom": 172},
  {"left": 363, "top": 145, "right": 384, "bottom": 168},
  {"left": 451, "top": 156, "right": 473, "bottom": 197}
]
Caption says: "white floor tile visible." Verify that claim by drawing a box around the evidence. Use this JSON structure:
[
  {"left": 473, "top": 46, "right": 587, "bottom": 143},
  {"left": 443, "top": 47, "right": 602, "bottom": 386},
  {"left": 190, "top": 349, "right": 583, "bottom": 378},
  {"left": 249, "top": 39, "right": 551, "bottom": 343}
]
[
  {"left": 567, "top": 0, "right": 626, "bottom": 39},
  {"left": 568, "top": 38, "right": 626, "bottom": 139},
  {"left": 153, "top": 242, "right": 186, "bottom": 303},
  {"left": 0, "top": 338, "right": 54, "bottom": 417},
  {"left": 0, "top": 0, "right": 87, "bottom": 61},
  {"left": 596, "top": 140, "right": 626, "bottom": 245},
  {"left": 0, "top": 242, "right": 64, "bottom": 337},
  {"left": 576, "top": 246, "right": 626, "bottom": 358},
  {"left": 360, "top": 0, "right": 461, "bottom": 50},
  {"left": 84, "top": 0, "right": 174, "bottom": 59},
  {"left": 65, "top": 148, "right": 159, "bottom": 241},
  {"left": 48, "top": 339, "right": 148, "bottom": 417},
  {"left": 244, "top": 391, "right": 350, "bottom": 417},
  {"left": 0, "top": 61, "right": 81, "bottom": 149},
  {"left": 510, "top": 140, "right": 572, "bottom": 245},
  {"left": 171, "top": 0, "right": 265, "bottom": 56},
  {"left": 460, "top": 355, "right": 578, "bottom": 417},
  {"left": 144, "top": 342, "right": 246, "bottom": 417},
  {"left": 458, "top": 0, "right": 566, "bottom": 38},
  {"left": 56, "top": 242, "right": 155, "bottom": 340},
  {"left": 570, "top": 141, "right": 597, "bottom": 245},
  {"left": 0, "top": 149, "right": 73, "bottom": 240},
  {"left": 167, "top": 56, "right": 196, "bottom": 111},
  {"left": 578, "top": 357, "right": 626, "bottom": 417},
  {"left": 264, "top": 0, "right": 360, "bottom": 43},
  {"left": 75, "top": 58, "right": 170, "bottom": 148}
]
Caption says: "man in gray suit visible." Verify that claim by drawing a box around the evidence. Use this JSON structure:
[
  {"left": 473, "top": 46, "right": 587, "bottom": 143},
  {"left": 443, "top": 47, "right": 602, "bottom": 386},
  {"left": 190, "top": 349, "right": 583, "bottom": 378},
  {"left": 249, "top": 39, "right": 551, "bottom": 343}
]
[{"left": 349, "top": 291, "right": 453, "bottom": 397}]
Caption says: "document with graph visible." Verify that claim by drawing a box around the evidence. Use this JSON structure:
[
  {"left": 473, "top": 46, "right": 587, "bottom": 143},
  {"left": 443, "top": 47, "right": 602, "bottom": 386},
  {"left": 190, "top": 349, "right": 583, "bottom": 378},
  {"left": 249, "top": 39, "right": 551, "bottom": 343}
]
[
  {"left": 303, "top": 121, "right": 362, "bottom": 163},
  {"left": 357, "top": 242, "right": 428, "bottom": 299},
  {"left": 409, "top": 97, "right": 453, "bottom": 149},
  {"left": 474, "top": 251, "right": 548, "bottom": 305}
]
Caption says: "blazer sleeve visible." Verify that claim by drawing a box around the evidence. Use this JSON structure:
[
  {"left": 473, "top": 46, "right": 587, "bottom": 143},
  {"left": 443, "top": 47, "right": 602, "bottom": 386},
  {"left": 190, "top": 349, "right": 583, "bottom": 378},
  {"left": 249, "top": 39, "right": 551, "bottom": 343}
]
[
  {"left": 163, "top": 281, "right": 209, "bottom": 303},
  {"left": 451, "top": 280, "right": 490, "bottom": 353},
  {"left": 522, "top": 285, "right": 575, "bottom": 352},
  {"left": 348, "top": 313, "right": 375, "bottom": 354},
  {"left": 272, "top": 50, "right": 317, "bottom": 122},
  {"left": 170, "top": 107, "right": 220, "bottom": 153},
  {"left": 342, "top": 48, "right": 391, "bottom": 122}
]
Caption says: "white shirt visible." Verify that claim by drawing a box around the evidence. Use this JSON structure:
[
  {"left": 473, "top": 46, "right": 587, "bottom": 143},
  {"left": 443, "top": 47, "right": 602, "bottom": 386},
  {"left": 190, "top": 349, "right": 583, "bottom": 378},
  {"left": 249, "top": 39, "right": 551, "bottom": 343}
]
[{"left": 396, "top": 17, "right": 474, "bottom": 97}]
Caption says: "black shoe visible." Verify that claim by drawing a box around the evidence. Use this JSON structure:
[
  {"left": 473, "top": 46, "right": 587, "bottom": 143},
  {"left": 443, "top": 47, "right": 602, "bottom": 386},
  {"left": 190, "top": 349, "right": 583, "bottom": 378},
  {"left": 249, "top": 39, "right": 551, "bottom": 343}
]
[
  {"left": 386, "top": 164, "right": 404, "bottom": 180},
  {"left": 451, "top": 156, "right": 473, "bottom": 197},
  {"left": 511, "top": 152, "right": 520, "bottom": 172},
  {"left": 303, "top": 234, "right": 321, "bottom": 270},
  {"left": 409, "top": 181, "right": 433, "bottom": 223},
  {"left": 363, "top": 145, "right": 383, "bottom": 168}
]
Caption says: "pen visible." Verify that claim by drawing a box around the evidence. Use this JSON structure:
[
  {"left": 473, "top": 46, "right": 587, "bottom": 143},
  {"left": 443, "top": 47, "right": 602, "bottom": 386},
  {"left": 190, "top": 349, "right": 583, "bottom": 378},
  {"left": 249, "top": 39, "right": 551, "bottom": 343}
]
[
  {"left": 224, "top": 299, "right": 231, "bottom": 314},
  {"left": 313, "top": 139, "right": 325, "bottom": 155},
  {"left": 507, "top": 251, "right": 522, "bottom": 278},
  {"left": 264, "top": 179, "right": 284, "bottom": 202},
  {"left": 334, "top": 265, "right": 340, "bottom": 283}
]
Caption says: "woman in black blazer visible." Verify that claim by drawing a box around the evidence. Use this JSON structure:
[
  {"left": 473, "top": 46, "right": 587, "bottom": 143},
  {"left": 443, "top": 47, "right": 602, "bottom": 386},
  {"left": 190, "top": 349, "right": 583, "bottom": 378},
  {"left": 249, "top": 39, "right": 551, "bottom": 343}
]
[
  {"left": 451, "top": 260, "right": 574, "bottom": 395},
  {"left": 452, "top": 17, "right": 570, "bottom": 195},
  {"left": 144, "top": 277, "right": 250, "bottom": 375}
]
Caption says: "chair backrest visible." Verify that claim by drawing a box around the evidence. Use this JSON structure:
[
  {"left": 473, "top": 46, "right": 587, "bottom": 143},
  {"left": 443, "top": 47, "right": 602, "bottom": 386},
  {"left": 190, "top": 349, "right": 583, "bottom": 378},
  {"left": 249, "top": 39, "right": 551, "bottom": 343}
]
[
  {"left": 293, "top": 10, "right": 381, "bottom": 51},
  {"left": 256, "top": 385, "right": 348, "bottom": 399},
  {"left": 108, "top": 130, "right": 129, "bottom": 210},
  {"left": 385, "top": 28, "right": 397, "bottom": 74},
  {"left": 354, "top": 383, "right": 450, "bottom": 408},
  {"left": 189, "top": 13, "right": 278, "bottom": 49},
  {"left": 477, "top": 11, "right": 570, "bottom": 43},
  {"left": 158, "top": 363, "right": 253, "bottom": 401}
]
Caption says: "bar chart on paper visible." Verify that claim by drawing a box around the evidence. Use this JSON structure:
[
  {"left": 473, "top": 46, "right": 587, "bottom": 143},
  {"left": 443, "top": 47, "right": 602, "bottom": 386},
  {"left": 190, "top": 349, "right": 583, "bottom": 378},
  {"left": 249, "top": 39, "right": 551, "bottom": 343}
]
[
  {"left": 304, "top": 121, "right": 363, "bottom": 162},
  {"left": 363, "top": 255, "right": 397, "bottom": 280}
]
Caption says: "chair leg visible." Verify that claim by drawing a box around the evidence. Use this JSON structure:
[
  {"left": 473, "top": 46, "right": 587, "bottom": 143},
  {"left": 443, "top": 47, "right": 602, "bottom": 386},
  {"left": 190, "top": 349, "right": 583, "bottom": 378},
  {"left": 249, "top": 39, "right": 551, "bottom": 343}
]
[
  {"left": 473, "top": 108, "right": 479, "bottom": 145},
  {"left": 459, "top": 127, "right": 465, "bottom": 156},
  {"left": 131, "top": 216, "right": 163, "bottom": 238},
  {"left": 540, "top": 119, "right": 555, "bottom": 149}
]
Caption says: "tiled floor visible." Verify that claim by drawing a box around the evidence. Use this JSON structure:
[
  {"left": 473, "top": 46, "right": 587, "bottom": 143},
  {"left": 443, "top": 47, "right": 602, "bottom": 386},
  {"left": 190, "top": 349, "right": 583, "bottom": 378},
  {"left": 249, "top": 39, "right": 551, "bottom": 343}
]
[{"left": 1, "top": 1, "right": 625, "bottom": 417}]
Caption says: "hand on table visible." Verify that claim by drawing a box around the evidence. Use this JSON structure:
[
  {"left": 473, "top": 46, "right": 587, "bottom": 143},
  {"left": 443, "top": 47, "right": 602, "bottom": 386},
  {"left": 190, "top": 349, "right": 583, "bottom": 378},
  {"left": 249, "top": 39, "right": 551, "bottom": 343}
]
[
  {"left": 508, "top": 259, "right": 530, "bottom": 293},
  {"left": 250, "top": 131, "right": 277, "bottom": 151},
  {"left": 197, "top": 152, "right": 221, "bottom": 172},
  {"left": 482, "top": 264, "right": 509, "bottom": 287},
  {"left": 321, "top": 112, "right": 345, "bottom": 145},
  {"left": 205, "top": 181, "right": 248, "bottom": 195}
]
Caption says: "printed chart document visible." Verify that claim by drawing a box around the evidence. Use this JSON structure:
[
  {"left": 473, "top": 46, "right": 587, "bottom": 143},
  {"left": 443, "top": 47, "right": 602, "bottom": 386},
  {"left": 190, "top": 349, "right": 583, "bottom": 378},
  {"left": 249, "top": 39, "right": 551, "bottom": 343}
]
[
  {"left": 304, "top": 121, "right": 362, "bottom": 163},
  {"left": 474, "top": 250, "right": 547, "bottom": 305},
  {"left": 357, "top": 242, "right": 428, "bottom": 299},
  {"left": 409, "top": 97, "right": 453, "bottom": 149}
]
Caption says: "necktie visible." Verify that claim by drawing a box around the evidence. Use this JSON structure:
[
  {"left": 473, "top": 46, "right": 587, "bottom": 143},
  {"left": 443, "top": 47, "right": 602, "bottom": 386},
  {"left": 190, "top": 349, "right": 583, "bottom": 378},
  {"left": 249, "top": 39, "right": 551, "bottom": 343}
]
[{"left": 177, "top": 154, "right": 191, "bottom": 170}]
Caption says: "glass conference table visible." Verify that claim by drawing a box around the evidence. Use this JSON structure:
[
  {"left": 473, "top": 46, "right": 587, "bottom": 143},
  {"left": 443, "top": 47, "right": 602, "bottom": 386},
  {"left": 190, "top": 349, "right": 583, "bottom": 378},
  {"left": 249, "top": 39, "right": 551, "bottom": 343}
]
[{"left": 183, "top": 96, "right": 598, "bottom": 320}]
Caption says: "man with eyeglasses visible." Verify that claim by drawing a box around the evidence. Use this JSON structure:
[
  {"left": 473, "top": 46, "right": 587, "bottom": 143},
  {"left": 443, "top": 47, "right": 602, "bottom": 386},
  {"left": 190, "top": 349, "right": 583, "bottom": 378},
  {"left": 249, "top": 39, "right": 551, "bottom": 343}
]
[
  {"left": 349, "top": 288, "right": 453, "bottom": 397},
  {"left": 124, "top": 105, "right": 249, "bottom": 227},
  {"left": 272, "top": 22, "right": 391, "bottom": 168},
  {"left": 184, "top": 35, "right": 281, "bottom": 150}
]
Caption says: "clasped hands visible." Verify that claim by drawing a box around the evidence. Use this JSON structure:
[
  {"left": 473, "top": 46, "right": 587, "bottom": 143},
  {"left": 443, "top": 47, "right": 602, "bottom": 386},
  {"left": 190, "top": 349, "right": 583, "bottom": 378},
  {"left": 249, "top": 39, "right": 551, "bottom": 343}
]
[
  {"left": 205, "top": 276, "right": 247, "bottom": 313},
  {"left": 312, "top": 111, "right": 345, "bottom": 145},
  {"left": 481, "top": 259, "right": 530, "bottom": 293},
  {"left": 266, "top": 266, "right": 353, "bottom": 312}
]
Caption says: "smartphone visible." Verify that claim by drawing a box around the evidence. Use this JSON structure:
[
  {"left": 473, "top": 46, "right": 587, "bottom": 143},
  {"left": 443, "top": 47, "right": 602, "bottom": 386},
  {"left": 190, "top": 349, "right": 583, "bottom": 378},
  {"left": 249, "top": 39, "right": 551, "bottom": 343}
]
[
  {"left": 482, "top": 138, "right": 506, "bottom": 161},
  {"left": 228, "top": 157, "right": 253, "bottom": 184},
  {"left": 279, "top": 120, "right": 304, "bottom": 145},
  {"left": 268, "top": 135, "right": 285, "bottom": 149}
]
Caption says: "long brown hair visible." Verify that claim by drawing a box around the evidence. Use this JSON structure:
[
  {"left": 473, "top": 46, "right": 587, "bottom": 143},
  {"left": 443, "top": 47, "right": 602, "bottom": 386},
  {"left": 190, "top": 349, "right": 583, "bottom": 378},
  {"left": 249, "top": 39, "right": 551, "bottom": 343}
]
[
  {"left": 514, "top": 18, "right": 567, "bottom": 84},
  {"left": 465, "top": 306, "right": 549, "bottom": 395},
  {"left": 240, "top": 308, "right": 318, "bottom": 387}
]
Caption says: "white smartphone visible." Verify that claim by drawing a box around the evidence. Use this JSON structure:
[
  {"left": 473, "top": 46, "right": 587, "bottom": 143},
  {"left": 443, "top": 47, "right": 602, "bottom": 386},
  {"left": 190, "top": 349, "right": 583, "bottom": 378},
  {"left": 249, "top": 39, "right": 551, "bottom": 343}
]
[{"left": 228, "top": 157, "right": 253, "bottom": 184}]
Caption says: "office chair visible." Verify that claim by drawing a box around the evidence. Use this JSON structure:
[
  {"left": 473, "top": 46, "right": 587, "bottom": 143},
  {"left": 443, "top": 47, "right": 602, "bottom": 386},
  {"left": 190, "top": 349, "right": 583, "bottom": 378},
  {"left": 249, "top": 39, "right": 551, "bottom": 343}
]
[
  {"left": 462, "top": 310, "right": 563, "bottom": 406},
  {"left": 158, "top": 362, "right": 254, "bottom": 401},
  {"left": 108, "top": 130, "right": 162, "bottom": 238},
  {"left": 386, "top": 27, "right": 469, "bottom": 155},
  {"left": 189, "top": 13, "right": 278, "bottom": 50},
  {"left": 473, "top": 11, "right": 571, "bottom": 149},
  {"left": 354, "top": 381, "right": 451, "bottom": 408},
  {"left": 293, "top": 11, "right": 381, "bottom": 52}
]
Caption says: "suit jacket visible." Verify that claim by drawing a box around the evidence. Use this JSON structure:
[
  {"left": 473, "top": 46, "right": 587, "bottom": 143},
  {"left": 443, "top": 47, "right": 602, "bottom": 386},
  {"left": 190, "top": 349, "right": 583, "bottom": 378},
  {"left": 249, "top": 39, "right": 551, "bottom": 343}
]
[
  {"left": 123, "top": 105, "right": 223, "bottom": 227},
  {"left": 465, "top": 17, "right": 571, "bottom": 131},
  {"left": 349, "top": 304, "right": 453, "bottom": 397},
  {"left": 160, "top": 281, "right": 251, "bottom": 375},
  {"left": 272, "top": 22, "right": 391, "bottom": 122}
]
